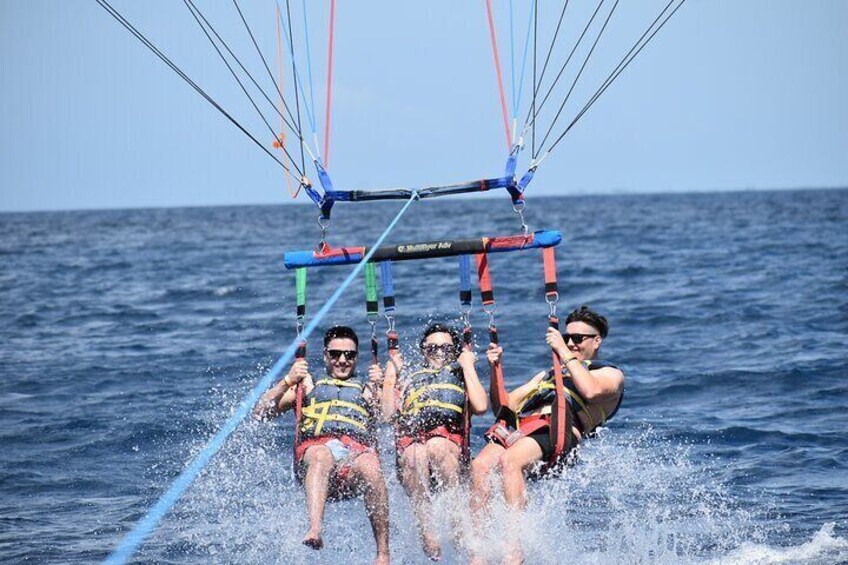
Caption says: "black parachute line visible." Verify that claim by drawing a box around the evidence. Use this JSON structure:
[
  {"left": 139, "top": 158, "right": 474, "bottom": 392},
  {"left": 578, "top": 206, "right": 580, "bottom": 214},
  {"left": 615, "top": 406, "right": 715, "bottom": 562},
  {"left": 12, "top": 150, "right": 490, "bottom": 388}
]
[
  {"left": 182, "top": 0, "right": 305, "bottom": 150},
  {"left": 544, "top": 0, "right": 688, "bottom": 157},
  {"left": 523, "top": 0, "right": 601, "bottom": 144},
  {"left": 182, "top": 0, "right": 304, "bottom": 177},
  {"left": 93, "top": 0, "right": 294, "bottom": 174},
  {"left": 536, "top": 0, "right": 620, "bottom": 155},
  {"left": 282, "top": 0, "right": 308, "bottom": 175}
]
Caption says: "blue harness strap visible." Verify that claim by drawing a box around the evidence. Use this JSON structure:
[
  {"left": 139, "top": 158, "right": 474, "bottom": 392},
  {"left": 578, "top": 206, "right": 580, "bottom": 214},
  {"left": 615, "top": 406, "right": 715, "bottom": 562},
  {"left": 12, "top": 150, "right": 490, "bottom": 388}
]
[
  {"left": 380, "top": 260, "right": 395, "bottom": 314},
  {"left": 458, "top": 255, "right": 472, "bottom": 308}
]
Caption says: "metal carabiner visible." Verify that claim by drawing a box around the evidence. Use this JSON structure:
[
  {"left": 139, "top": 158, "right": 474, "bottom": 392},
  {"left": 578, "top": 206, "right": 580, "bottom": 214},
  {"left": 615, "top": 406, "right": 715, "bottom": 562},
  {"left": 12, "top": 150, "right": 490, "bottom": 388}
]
[
  {"left": 545, "top": 291, "right": 559, "bottom": 318},
  {"left": 316, "top": 216, "right": 331, "bottom": 251},
  {"left": 483, "top": 305, "right": 496, "bottom": 328},
  {"left": 459, "top": 307, "right": 472, "bottom": 330},
  {"left": 512, "top": 202, "right": 529, "bottom": 236},
  {"left": 384, "top": 314, "right": 396, "bottom": 334}
]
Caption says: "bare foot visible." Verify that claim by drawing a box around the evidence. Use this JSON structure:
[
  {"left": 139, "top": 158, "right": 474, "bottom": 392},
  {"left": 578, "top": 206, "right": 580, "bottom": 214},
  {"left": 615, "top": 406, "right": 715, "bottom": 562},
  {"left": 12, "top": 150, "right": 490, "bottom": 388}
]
[
  {"left": 421, "top": 532, "right": 442, "bottom": 561},
  {"left": 505, "top": 545, "right": 523, "bottom": 565},
  {"left": 373, "top": 551, "right": 391, "bottom": 565},
  {"left": 302, "top": 530, "right": 324, "bottom": 550}
]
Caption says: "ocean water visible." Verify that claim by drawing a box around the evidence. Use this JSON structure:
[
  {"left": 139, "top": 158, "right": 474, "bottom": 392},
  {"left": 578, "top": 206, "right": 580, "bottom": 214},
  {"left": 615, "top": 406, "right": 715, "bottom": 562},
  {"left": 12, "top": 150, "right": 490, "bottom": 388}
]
[{"left": 1, "top": 189, "right": 846, "bottom": 564}]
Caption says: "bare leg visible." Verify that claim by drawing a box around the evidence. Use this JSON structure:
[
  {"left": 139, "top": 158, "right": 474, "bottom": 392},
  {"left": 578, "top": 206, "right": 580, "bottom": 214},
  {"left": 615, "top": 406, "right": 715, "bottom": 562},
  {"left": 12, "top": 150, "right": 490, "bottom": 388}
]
[
  {"left": 399, "top": 443, "right": 441, "bottom": 561},
  {"left": 425, "top": 438, "right": 464, "bottom": 555},
  {"left": 425, "top": 437, "right": 461, "bottom": 490},
  {"left": 499, "top": 438, "right": 544, "bottom": 565},
  {"left": 469, "top": 443, "right": 505, "bottom": 519},
  {"left": 347, "top": 452, "right": 391, "bottom": 565},
  {"left": 468, "top": 443, "right": 506, "bottom": 565},
  {"left": 301, "top": 445, "right": 335, "bottom": 549}
]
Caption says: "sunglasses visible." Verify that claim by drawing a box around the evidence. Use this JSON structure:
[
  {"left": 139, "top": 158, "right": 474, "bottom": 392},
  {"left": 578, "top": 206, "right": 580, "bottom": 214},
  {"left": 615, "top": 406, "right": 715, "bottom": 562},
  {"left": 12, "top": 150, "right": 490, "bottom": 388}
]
[
  {"left": 562, "top": 332, "right": 599, "bottom": 345},
  {"left": 326, "top": 349, "right": 358, "bottom": 361},
  {"left": 422, "top": 343, "right": 454, "bottom": 355}
]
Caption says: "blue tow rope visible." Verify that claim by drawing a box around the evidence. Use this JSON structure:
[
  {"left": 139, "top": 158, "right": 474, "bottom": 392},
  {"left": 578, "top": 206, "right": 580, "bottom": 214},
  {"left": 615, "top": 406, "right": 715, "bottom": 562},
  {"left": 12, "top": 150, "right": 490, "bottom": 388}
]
[{"left": 105, "top": 193, "right": 418, "bottom": 564}]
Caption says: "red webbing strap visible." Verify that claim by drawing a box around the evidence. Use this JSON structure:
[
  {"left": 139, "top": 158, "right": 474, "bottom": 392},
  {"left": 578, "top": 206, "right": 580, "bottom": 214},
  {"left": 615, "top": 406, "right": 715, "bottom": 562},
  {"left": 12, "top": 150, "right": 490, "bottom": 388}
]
[
  {"left": 476, "top": 251, "right": 495, "bottom": 307},
  {"left": 543, "top": 247, "right": 558, "bottom": 299},
  {"left": 547, "top": 315, "right": 570, "bottom": 465},
  {"left": 293, "top": 344, "right": 305, "bottom": 468},
  {"left": 475, "top": 252, "right": 509, "bottom": 419},
  {"left": 545, "top": 247, "right": 569, "bottom": 464},
  {"left": 484, "top": 0, "right": 512, "bottom": 150},
  {"left": 293, "top": 264, "right": 307, "bottom": 467},
  {"left": 323, "top": 0, "right": 336, "bottom": 168},
  {"left": 462, "top": 396, "right": 471, "bottom": 463}
]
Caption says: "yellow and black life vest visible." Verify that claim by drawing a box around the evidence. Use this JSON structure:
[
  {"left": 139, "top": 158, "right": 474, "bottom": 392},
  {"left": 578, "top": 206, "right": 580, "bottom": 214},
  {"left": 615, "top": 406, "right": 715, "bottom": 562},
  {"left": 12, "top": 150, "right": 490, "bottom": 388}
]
[
  {"left": 516, "top": 359, "right": 621, "bottom": 433},
  {"left": 398, "top": 367, "right": 466, "bottom": 435},
  {"left": 300, "top": 376, "right": 374, "bottom": 445}
]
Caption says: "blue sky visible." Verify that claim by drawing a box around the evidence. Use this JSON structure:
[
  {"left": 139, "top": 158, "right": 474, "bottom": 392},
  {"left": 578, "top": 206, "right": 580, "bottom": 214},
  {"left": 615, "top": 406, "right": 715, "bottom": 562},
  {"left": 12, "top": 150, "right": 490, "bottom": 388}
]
[{"left": 1, "top": 0, "right": 846, "bottom": 212}]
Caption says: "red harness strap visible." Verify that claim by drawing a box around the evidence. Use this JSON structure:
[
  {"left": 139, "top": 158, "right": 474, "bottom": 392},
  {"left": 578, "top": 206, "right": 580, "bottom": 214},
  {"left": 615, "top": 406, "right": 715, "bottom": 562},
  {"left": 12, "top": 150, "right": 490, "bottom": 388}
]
[
  {"left": 292, "top": 342, "right": 307, "bottom": 471},
  {"left": 483, "top": 247, "right": 573, "bottom": 470},
  {"left": 475, "top": 252, "right": 509, "bottom": 418},
  {"left": 396, "top": 425, "right": 465, "bottom": 454},
  {"left": 543, "top": 247, "right": 570, "bottom": 465}
]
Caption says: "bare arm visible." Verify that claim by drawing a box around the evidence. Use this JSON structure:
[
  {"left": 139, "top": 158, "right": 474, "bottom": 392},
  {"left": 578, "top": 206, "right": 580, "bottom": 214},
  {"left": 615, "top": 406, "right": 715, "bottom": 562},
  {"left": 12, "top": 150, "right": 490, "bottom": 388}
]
[
  {"left": 546, "top": 328, "right": 624, "bottom": 401},
  {"left": 380, "top": 353, "right": 403, "bottom": 422},
  {"left": 563, "top": 361, "right": 624, "bottom": 401},
  {"left": 458, "top": 350, "right": 488, "bottom": 415},
  {"left": 252, "top": 359, "right": 313, "bottom": 420},
  {"left": 364, "top": 362, "right": 384, "bottom": 409},
  {"left": 486, "top": 343, "right": 543, "bottom": 412},
  {"left": 507, "top": 371, "right": 546, "bottom": 411}
]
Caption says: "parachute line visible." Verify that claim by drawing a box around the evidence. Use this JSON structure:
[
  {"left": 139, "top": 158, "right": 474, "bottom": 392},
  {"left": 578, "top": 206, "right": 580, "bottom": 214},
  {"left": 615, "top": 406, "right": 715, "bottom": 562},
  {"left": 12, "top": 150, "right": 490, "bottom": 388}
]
[{"left": 93, "top": 0, "right": 294, "bottom": 174}]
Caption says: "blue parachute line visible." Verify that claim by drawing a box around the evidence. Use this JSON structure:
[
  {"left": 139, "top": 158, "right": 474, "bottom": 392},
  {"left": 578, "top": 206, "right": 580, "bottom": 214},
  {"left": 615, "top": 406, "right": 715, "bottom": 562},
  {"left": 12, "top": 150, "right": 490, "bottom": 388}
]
[
  {"left": 276, "top": 0, "right": 317, "bottom": 135},
  {"left": 514, "top": 0, "right": 537, "bottom": 120}
]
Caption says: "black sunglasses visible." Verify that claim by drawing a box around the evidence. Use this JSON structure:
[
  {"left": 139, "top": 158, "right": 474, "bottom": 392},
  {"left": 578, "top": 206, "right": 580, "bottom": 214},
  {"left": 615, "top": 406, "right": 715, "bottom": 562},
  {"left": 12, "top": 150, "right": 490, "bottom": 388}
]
[
  {"left": 422, "top": 343, "right": 454, "bottom": 355},
  {"left": 562, "top": 332, "right": 599, "bottom": 345},
  {"left": 326, "top": 349, "right": 358, "bottom": 360}
]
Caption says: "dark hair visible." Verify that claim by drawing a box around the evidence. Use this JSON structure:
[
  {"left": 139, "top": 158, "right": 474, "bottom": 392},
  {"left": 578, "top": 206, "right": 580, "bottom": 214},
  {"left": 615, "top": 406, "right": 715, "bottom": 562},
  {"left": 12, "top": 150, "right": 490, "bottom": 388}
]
[
  {"left": 419, "top": 323, "right": 460, "bottom": 354},
  {"left": 324, "top": 325, "right": 359, "bottom": 347},
  {"left": 565, "top": 305, "right": 609, "bottom": 338}
]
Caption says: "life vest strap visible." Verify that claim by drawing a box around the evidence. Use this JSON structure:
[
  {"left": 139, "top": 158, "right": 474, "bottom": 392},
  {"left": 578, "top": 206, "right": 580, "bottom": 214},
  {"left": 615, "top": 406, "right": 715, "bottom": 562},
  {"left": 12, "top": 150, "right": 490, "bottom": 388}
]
[
  {"left": 404, "top": 399, "right": 465, "bottom": 416},
  {"left": 313, "top": 378, "right": 364, "bottom": 390},
  {"left": 301, "top": 410, "right": 369, "bottom": 435},
  {"left": 403, "top": 382, "right": 465, "bottom": 409}
]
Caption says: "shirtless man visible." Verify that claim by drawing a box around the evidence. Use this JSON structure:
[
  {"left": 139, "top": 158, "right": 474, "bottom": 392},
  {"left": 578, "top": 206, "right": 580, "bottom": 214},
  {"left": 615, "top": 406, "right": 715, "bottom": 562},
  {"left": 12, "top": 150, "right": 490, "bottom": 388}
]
[
  {"left": 470, "top": 306, "right": 624, "bottom": 564},
  {"left": 254, "top": 326, "right": 390, "bottom": 565}
]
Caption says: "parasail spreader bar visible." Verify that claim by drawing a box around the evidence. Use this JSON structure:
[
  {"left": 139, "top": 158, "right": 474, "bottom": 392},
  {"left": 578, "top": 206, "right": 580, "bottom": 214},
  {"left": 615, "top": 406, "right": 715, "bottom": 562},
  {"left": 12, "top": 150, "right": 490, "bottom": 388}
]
[{"left": 284, "top": 229, "right": 561, "bottom": 269}]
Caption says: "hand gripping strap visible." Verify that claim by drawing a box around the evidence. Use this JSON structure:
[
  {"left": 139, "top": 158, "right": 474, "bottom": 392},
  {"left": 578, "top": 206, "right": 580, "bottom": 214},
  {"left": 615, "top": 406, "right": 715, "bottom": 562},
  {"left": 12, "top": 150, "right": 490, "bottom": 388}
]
[
  {"left": 293, "top": 382, "right": 305, "bottom": 470},
  {"left": 547, "top": 315, "right": 571, "bottom": 465},
  {"left": 386, "top": 330, "right": 399, "bottom": 353}
]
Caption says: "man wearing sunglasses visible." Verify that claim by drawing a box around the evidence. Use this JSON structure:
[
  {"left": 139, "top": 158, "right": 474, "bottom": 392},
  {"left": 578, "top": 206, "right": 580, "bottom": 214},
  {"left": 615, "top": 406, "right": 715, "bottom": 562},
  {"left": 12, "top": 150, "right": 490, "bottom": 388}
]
[
  {"left": 380, "top": 323, "right": 488, "bottom": 560},
  {"left": 469, "top": 306, "right": 624, "bottom": 564},
  {"left": 253, "top": 326, "right": 390, "bottom": 565}
]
